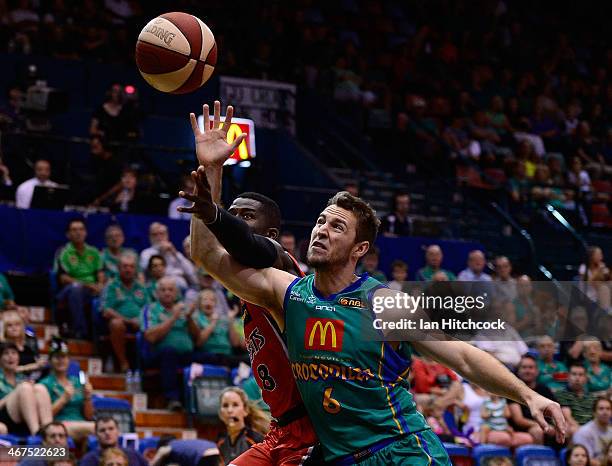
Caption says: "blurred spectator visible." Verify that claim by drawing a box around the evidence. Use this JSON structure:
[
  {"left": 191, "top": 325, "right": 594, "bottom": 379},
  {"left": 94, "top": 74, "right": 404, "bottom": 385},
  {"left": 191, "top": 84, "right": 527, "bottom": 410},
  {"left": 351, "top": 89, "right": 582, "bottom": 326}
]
[
  {"left": 512, "top": 275, "right": 536, "bottom": 337},
  {"left": 94, "top": 168, "right": 147, "bottom": 214},
  {"left": 141, "top": 277, "right": 193, "bottom": 411},
  {"left": 79, "top": 416, "right": 148, "bottom": 466},
  {"left": 560, "top": 307, "right": 591, "bottom": 365},
  {"left": 536, "top": 335, "right": 569, "bottom": 392},
  {"left": 457, "top": 250, "right": 492, "bottom": 282},
  {"left": 0, "top": 272, "right": 16, "bottom": 310},
  {"left": 595, "top": 312, "right": 612, "bottom": 363},
  {"left": 1, "top": 310, "right": 43, "bottom": 372},
  {"left": 279, "top": 231, "right": 308, "bottom": 274},
  {"left": 144, "top": 254, "right": 166, "bottom": 301},
  {"left": 17, "top": 421, "right": 70, "bottom": 466},
  {"left": 189, "top": 289, "right": 244, "bottom": 367},
  {"left": 343, "top": 182, "right": 360, "bottom": 197},
  {"left": 0, "top": 342, "right": 52, "bottom": 436},
  {"left": 493, "top": 256, "right": 517, "bottom": 301},
  {"left": 602, "top": 440, "right": 612, "bottom": 466},
  {"left": 416, "top": 245, "right": 456, "bottom": 281},
  {"left": 568, "top": 157, "right": 593, "bottom": 194},
  {"left": 509, "top": 354, "right": 557, "bottom": 445},
  {"left": 89, "top": 84, "right": 128, "bottom": 142},
  {"left": 99, "top": 448, "right": 128, "bottom": 466},
  {"left": 39, "top": 338, "right": 94, "bottom": 441},
  {"left": 100, "top": 252, "right": 148, "bottom": 372},
  {"left": 472, "top": 300, "right": 528, "bottom": 369},
  {"left": 15, "top": 159, "right": 59, "bottom": 209},
  {"left": 380, "top": 193, "right": 412, "bottom": 237},
  {"left": 565, "top": 444, "right": 591, "bottom": 466},
  {"left": 184, "top": 267, "right": 232, "bottom": 316},
  {"left": 579, "top": 247, "right": 607, "bottom": 282},
  {"left": 443, "top": 117, "right": 480, "bottom": 160},
  {"left": 100, "top": 224, "right": 137, "bottom": 282},
  {"left": 0, "top": 156, "right": 12, "bottom": 187},
  {"left": 139, "top": 222, "right": 197, "bottom": 292},
  {"left": 557, "top": 363, "right": 598, "bottom": 435},
  {"left": 357, "top": 246, "right": 386, "bottom": 281},
  {"left": 90, "top": 136, "right": 121, "bottom": 199},
  {"left": 572, "top": 398, "right": 612, "bottom": 466},
  {"left": 217, "top": 387, "right": 267, "bottom": 465},
  {"left": 387, "top": 260, "right": 410, "bottom": 292},
  {"left": 508, "top": 161, "right": 531, "bottom": 205},
  {"left": 411, "top": 355, "right": 459, "bottom": 398},
  {"left": 480, "top": 394, "right": 524, "bottom": 447},
  {"left": 54, "top": 218, "right": 104, "bottom": 339},
  {"left": 168, "top": 175, "right": 195, "bottom": 220},
  {"left": 145, "top": 435, "right": 219, "bottom": 466},
  {"left": 459, "top": 381, "right": 488, "bottom": 441},
  {"left": 582, "top": 338, "right": 611, "bottom": 394}
]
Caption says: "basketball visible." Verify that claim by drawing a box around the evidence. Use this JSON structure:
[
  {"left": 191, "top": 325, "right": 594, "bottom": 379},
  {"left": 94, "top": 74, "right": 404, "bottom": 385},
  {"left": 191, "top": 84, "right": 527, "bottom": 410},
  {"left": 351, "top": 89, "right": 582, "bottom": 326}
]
[{"left": 135, "top": 12, "right": 217, "bottom": 94}]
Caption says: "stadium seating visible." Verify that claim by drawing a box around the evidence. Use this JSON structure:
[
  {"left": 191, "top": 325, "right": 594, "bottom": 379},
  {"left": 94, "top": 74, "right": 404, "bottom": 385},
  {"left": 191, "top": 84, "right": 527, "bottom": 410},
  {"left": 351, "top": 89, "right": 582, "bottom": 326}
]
[
  {"left": 515, "top": 445, "right": 559, "bottom": 466},
  {"left": 473, "top": 445, "right": 512, "bottom": 466},
  {"left": 184, "top": 364, "right": 231, "bottom": 420}
]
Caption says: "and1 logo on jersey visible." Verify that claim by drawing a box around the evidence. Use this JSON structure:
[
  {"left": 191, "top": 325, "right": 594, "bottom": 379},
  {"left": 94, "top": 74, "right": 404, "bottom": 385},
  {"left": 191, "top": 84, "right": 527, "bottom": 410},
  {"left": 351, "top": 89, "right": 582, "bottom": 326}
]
[{"left": 304, "top": 318, "right": 344, "bottom": 352}]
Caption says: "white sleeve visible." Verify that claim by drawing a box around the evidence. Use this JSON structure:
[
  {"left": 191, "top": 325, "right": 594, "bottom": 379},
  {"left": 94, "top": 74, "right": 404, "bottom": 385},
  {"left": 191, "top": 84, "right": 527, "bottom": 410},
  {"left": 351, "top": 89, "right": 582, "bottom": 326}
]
[
  {"left": 168, "top": 198, "right": 181, "bottom": 219},
  {"left": 15, "top": 181, "right": 31, "bottom": 209}
]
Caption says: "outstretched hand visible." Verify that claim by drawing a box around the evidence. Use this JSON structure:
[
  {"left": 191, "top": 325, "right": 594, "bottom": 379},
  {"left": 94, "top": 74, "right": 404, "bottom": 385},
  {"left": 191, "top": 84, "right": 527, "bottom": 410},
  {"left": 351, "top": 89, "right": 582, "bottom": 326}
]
[
  {"left": 178, "top": 166, "right": 217, "bottom": 223},
  {"left": 190, "top": 100, "right": 247, "bottom": 167},
  {"left": 527, "top": 393, "right": 566, "bottom": 444}
]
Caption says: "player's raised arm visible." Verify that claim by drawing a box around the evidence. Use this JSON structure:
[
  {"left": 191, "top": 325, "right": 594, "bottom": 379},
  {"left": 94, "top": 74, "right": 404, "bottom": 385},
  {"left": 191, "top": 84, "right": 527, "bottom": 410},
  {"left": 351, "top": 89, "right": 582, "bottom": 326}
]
[{"left": 181, "top": 167, "right": 294, "bottom": 320}]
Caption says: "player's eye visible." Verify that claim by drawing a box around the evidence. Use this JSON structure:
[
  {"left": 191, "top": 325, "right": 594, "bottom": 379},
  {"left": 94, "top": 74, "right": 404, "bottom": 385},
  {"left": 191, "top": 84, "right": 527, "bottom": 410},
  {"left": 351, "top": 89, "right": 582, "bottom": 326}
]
[{"left": 316, "top": 217, "right": 324, "bottom": 225}]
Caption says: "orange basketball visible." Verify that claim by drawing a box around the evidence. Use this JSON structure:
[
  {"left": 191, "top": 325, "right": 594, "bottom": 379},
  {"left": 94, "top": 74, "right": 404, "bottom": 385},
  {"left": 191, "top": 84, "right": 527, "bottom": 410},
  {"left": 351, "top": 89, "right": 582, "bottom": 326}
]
[{"left": 135, "top": 12, "right": 217, "bottom": 94}]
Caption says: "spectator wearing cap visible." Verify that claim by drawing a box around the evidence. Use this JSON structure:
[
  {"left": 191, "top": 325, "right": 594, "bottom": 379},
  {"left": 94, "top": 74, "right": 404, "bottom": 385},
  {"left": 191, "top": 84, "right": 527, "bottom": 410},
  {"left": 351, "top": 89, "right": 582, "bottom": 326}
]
[
  {"left": 582, "top": 338, "right": 611, "bottom": 394},
  {"left": 100, "top": 224, "right": 138, "bottom": 282},
  {"left": 572, "top": 398, "right": 612, "bottom": 466},
  {"left": 508, "top": 354, "right": 557, "bottom": 445},
  {"left": 0, "top": 272, "right": 16, "bottom": 310},
  {"left": 100, "top": 252, "right": 148, "bottom": 373},
  {"left": 141, "top": 277, "right": 194, "bottom": 411},
  {"left": 536, "top": 336, "right": 569, "bottom": 393},
  {"left": 139, "top": 222, "right": 197, "bottom": 292},
  {"left": 54, "top": 218, "right": 105, "bottom": 339},
  {"left": 357, "top": 246, "right": 386, "bottom": 282},
  {"left": 0, "top": 342, "right": 53, "bottom": 436},
  {"left": 17, "top": 421, "right": 69, "bottom": 466},
  {"left": 79, "top": 416, "right": 148, "bottom": 466},
  {"left": 39, "top": 338, "right": 95, "bottom": 442},
  {"left": 15, "top": 159, "right": 59, "bottom": 209},
  {"left": 380, "top": 193, "right": 412, "bottom": 237},
  {"left": 416, "top": 245, "right": 456, "bottom": 281},
  {"left": 557, "top": 363, "right": 598, "bottom": 436}
]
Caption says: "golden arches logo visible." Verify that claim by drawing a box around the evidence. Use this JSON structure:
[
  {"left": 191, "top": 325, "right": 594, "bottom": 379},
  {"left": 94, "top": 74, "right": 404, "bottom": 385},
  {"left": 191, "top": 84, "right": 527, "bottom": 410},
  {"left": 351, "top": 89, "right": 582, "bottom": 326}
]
[
  {"left": 308, "top": 321, "right": 337, "bottom": 348},
  {"left": 224, "top": 123, "right": 249, "bottom": 160}
]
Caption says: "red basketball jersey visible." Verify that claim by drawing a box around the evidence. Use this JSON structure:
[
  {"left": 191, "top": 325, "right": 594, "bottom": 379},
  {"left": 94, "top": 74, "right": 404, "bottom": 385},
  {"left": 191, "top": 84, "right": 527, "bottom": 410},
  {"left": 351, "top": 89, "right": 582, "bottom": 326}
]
[{"left": 242, "top": 253, "right": 305, "bottom": 419}]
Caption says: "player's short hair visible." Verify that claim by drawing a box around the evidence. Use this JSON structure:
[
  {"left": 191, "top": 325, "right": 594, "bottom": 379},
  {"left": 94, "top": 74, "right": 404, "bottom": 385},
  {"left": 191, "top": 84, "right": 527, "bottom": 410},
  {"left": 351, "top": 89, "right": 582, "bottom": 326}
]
[
  {"left": 235, "top": 192, "right": 281, "bottom": 230},
  {"left": 327, "top": 191, "right": 380, "bottom": 246}
]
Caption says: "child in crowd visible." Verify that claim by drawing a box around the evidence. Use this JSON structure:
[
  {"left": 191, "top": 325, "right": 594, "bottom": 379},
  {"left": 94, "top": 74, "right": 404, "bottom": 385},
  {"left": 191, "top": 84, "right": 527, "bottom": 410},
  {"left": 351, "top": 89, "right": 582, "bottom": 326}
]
[
  {"left": 480, "top": 394, "right": 512, "bottom": 443},
  {"left": 424, "top": 398, "right": 472, "bottom": 446},
  {"left": 388, "top": 260, "right": 411, "bottom": 292}
]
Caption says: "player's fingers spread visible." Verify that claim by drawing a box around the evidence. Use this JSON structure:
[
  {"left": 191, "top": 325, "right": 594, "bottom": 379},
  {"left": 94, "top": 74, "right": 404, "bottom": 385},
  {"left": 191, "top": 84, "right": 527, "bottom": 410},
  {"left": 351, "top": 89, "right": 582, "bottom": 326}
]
[
  {"left": 189, "top": 113, "right": 199, "bottom": 135},
  {"left": 213, "top": 100, "right": 221, "bottom": 127},
  {"left": 222, "top": 106, "right": 233, "bottom": 132},
  {"left": 203, "top": 104, "right": 210, "bottom": 131}
]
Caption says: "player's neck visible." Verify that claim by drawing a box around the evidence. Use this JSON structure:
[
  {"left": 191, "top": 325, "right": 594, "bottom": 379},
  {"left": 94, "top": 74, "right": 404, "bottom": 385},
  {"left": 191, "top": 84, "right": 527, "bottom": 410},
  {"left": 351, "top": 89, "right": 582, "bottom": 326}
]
[{"left": 313, "top": 266, "right": 359, "bottom": 299}]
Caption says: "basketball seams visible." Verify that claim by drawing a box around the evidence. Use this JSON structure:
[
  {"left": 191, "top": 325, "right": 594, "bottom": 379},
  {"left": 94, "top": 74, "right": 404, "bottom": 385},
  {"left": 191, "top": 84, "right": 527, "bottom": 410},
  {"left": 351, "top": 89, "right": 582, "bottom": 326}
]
[
  {"left": 137, "top": 40, "right": 211, "bottom": 64},
  {"left": 160, "top": 12, "right": 202, "bottom": 60}
]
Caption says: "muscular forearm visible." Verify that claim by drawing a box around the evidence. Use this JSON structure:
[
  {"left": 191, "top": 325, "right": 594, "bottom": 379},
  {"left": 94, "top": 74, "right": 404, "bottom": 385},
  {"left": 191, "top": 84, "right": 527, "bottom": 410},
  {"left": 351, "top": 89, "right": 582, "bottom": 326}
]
[{"left": 204, "top": 165, "right": 223, "bottom": 205}]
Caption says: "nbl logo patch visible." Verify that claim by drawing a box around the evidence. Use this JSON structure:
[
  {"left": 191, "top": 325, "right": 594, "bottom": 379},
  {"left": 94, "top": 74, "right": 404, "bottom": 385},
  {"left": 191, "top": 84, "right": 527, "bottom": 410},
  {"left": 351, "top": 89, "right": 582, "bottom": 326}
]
[
  {"left": 338, "top": 297, "right": 366, "bottom": 309},
  {"left": 304, "top": 318, "right": 344, "bottom": 352}
]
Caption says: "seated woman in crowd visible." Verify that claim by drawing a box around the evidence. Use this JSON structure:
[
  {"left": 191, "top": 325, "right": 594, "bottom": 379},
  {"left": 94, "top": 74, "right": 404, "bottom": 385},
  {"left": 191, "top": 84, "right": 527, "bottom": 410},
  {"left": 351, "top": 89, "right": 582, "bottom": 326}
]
[
  {"left": 145, "top": 254, "right": 167, "bottom": 301},
  {"left": 1, "top": 310, "right": 45, "bottom": 373},
  {"left": 565, "top": 444, "right": 591, "bottom": 466},
  {"left": 39, "top": 338, "right": 94, "bottom": 441},
  {"left": 0, "top": 342, "right": 53, "bottom": 435},
  {"left": 217, "top": 387, "right": 268, "bottom": 465},
  {"left": 100, "top": 448, "right": 129, "bottom": 466},
  {"left": 582, "top": 338, "right": 611, "bottom": 394}
]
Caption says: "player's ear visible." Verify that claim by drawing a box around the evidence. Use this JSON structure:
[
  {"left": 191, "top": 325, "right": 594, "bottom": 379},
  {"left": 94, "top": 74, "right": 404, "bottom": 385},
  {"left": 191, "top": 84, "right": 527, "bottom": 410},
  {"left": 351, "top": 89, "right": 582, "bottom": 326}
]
[
  {"left": 267, "top": 227, "right": 279, "bottom": 240},
  {"left": 353, "top": 241, "right": 370, "bottom": 260}
]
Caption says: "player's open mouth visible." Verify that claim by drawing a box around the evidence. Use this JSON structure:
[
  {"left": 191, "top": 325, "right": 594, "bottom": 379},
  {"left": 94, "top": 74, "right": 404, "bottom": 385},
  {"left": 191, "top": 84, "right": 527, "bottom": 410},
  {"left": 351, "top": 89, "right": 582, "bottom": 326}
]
[{"left": 311, "top": 241, "right": 326, "bottom": 250}]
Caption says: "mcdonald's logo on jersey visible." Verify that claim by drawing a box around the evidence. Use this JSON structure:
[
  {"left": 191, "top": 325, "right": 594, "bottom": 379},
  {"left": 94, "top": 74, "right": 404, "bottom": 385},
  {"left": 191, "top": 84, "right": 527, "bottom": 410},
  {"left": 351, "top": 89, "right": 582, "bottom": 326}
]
[{"left": 304, "top": 318, "right": 344, "bottom": 352}]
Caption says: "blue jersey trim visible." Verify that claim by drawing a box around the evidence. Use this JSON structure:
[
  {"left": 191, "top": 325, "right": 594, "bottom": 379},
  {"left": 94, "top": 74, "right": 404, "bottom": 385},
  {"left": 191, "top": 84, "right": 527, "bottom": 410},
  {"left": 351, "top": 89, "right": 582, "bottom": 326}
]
[
  {"left": 416, "top": 431, "right": 436, "bottom": 465},
  {"left": 311, "top": 272, "right": 370, "bottom": 301}
]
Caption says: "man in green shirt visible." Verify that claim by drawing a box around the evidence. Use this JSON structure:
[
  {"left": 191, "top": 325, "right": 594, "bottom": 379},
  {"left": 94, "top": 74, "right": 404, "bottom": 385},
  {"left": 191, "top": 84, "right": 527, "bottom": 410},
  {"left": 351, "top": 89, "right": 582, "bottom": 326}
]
[
  {"left": 101, "top": 252, "right": 148, "bottom": 372},
  {"left": 416, "top": 244, "right": 457, "bottom": 281},
  {"left": 54, "top": 219, "right": 105, "bottom": 339},
  {"left": 536, "top": 336, "right": 568, "bottom": 392},
  {"left": 556, "top": 363, "right": 598, "bottom": 436},
  {"left": 0, "top": 273, "right": 16, "bottom": 310},
  {"left": 141, "top": 277, "right": 193, "bottom": 411}
]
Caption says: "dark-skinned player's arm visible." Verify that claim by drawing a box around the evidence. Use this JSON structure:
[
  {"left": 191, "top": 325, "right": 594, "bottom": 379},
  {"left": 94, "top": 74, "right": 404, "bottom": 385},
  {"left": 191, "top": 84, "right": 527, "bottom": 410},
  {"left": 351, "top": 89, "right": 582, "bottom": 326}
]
[
  {"left": 185, "top": 101, "right": 296, "bottom": 273},
  {"left": 373, "top": 287, "right": 567, "bottom": 444},
  {"left": 181, "top": 167, "right": 295, "bottom": 326}
]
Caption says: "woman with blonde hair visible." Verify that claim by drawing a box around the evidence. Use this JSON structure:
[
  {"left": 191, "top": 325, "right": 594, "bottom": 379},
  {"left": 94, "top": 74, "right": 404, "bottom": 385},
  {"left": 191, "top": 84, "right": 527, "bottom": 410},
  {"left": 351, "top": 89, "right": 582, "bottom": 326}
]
[
  {"left": 216, "top": 386, "right": 269, "bottom": 465},
  {"left": 99, "top": 447, "right": 129, "bottom": 466},
  {"left": 1, "top": 310, "right": 45, "bottom": 372}
]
